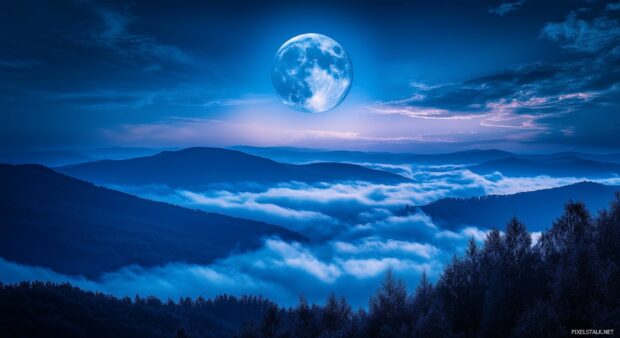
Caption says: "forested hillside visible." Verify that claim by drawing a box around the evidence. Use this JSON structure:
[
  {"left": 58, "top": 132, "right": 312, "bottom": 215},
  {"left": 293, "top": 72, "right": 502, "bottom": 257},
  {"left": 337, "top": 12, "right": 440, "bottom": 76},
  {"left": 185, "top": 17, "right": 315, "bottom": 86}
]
[
  {"left": 0, "top": 164, "right": 305, "bottom": 278},
  {"left": 417, "top": 181, "right": 619, "bottom": 231},
  {"left": 0, "top": 282, "right": 273, "bottom": 338},
  {"left": 240, "top": 195, "right": 620, "bottom": 337}
]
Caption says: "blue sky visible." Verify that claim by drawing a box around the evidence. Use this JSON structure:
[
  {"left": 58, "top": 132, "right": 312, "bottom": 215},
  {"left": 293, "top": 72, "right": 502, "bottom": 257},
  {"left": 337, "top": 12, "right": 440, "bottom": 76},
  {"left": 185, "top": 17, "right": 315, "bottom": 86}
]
[{"left": 1, "top": 0, "right": 620, "bottom": 152}]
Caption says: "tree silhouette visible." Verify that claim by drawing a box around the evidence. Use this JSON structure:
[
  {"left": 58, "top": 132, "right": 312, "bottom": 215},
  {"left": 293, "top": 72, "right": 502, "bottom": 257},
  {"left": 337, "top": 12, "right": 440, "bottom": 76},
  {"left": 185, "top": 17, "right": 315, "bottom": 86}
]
[
  {"left": 368, "top": 267, "right": 411, "bottom": 337},
  {"left": 321, "top": 293, "right": 351, "bottom": 335}
]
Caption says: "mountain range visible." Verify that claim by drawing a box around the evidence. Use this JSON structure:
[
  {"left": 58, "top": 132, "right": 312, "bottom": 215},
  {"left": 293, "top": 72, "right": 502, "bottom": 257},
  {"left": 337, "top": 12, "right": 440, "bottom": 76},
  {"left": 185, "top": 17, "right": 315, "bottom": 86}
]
[
  {"left": 5, "top": 145, "right": 620, "bottom": 169},
  {"left": 234, "top": 147, "right": 620, "bottom": 179},
  {"left": 57, "top": 147, "right": 409, "bottom": 188},
  {"left": 235, "top": 146, "right": 620, "bottom": 165},
  {"left": 0, "top": 164, "right": 305, "bottom": 278}
]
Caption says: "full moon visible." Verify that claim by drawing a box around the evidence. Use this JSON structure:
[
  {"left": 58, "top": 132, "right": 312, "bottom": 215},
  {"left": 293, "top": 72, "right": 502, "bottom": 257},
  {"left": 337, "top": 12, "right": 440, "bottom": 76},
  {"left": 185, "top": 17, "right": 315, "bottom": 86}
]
[{"left": 272, "top": 33, "right": 353, "bottom": 113}]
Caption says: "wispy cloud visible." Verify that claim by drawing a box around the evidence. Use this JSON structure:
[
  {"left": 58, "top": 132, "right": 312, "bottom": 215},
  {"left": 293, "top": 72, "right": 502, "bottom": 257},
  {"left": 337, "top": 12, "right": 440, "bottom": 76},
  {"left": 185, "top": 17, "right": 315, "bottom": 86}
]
[
  {"left": 37, "top": 88, "right": 254, "bottom": 110},
  {"left": 541, "top": 11, "right": 620, "bottom": 53},
  {"left": 606, "top": 2, "right": 620, "bottom": 11},
  {"left": 0, "top": 59, "right": 42, "bottom": 69},
  {"left": 202, "top": 94, "right": 274, "bottom": 108},
  {"left": 75, "top": 0, "right": 191, "bottom": 65},
  {"left": 370, "top": 105, "right": 488, "bottom": 121},
  {"left": 488, "top": 1, "right": 526, "bottom": 16},
  {"left": 372, "top": 54, "right": 619, "bottom": 147},
  {"left": 333, "top": 239, "right": 438, "bottom": 259},
  {"left": 40, "top": 89, "right": 158, "bottom": 109}
]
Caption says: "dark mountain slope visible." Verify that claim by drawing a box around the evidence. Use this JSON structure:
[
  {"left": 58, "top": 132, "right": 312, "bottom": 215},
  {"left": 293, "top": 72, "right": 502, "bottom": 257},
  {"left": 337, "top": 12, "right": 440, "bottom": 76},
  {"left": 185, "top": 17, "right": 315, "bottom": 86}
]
[
  {"left": 57, "top": 147, "right": 409, "bottom": 188},
  {"left": 417, "top": 182, "right": 620, "bottom": 231},
  {"left": 0, "top": 164, "right": 305, "bottom": 278},
  {"left": 298, "top": 162, "right": 407, "bottom": 183}
]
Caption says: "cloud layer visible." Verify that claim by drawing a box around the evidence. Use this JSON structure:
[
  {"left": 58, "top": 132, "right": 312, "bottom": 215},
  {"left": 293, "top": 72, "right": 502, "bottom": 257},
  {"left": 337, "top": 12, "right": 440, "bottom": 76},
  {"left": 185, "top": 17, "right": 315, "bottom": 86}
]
[{"left": 4, "top": 165, "right": 617, "bottom": 307}]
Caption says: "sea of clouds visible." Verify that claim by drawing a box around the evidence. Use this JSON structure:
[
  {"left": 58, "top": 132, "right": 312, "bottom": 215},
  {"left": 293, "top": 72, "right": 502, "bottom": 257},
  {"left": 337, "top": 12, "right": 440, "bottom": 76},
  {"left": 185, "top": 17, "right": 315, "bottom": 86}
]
[{"left": 2, "top": 166, "right": 619, "bottom": 307}]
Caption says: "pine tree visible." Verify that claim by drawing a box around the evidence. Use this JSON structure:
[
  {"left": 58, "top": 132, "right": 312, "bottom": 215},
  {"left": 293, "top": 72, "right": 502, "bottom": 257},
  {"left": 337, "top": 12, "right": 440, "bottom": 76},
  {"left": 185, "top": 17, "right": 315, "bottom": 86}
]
[
  {"left": 411, "top": 270, "right": 433, "bottom": 320},
  {"left": 594, "top": 193, "right": 620, "bottom": 328},
  {"left": 541, "top": 202, "right": 597, "bottom": 329},
  {"left": 260, "top": 304, "right": 282, "bottom": 338},
  {"left": 368, "top": 267, "right": 411, "bottom": 337},
  {"left": 322, "top": 293, "right": 351, "bottom": 334},
  {"left": 293, "top": 296, "right": 319, "bottom": 338},
  {"left": 465, "top": 237, "right": 478, "bottom": 258}
]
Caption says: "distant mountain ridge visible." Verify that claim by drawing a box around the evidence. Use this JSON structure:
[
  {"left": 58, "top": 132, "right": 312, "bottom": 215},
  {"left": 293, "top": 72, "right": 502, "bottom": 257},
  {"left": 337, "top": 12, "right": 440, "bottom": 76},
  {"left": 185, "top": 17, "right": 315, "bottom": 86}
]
[
  {"left": 416, "top": 181, "right": 620, "bottom": 231},
  {"left": 468, "top": 157, "right": 620, "bottom": 178},
  {"left": 232, "top": 146, "right": 620, "bottom": 165},
  {"left": 0, "top": 147, "right": 171, "bottom": 166},
  {"left": 0, "top": 164, "right": 305, "bottom": 278},
  {"left": 405, "top": 149, "right": 515, "bottom": 165},
  {"left": 57, "top": 147, "right": 410, "bottom": 188},
  {"left": 0, "top": 150, "right": 94, "bottom": 167},
  {"left": 231, "top": 146, "right": 411, "bottom": 164},
  {"left": 232, "top": 147, "right": 515, "bottom": 165},
  {"left": 4, "top": 146, "right": 620, "bottom": 168}
]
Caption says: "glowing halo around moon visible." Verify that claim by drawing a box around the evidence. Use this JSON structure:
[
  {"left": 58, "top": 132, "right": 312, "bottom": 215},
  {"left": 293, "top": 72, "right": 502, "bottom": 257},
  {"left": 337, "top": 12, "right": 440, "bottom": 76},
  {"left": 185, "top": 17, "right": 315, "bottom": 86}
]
[{"left": 272, "top": 33, "right": 353, "bottom": 113}]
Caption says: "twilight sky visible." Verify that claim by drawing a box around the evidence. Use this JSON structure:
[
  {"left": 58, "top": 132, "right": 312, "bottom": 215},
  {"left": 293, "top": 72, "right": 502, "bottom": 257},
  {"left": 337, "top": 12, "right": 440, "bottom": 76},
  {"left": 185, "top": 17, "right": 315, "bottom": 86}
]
[{"left": 1, "top": 0, "right": 620, "bottom": 153}]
